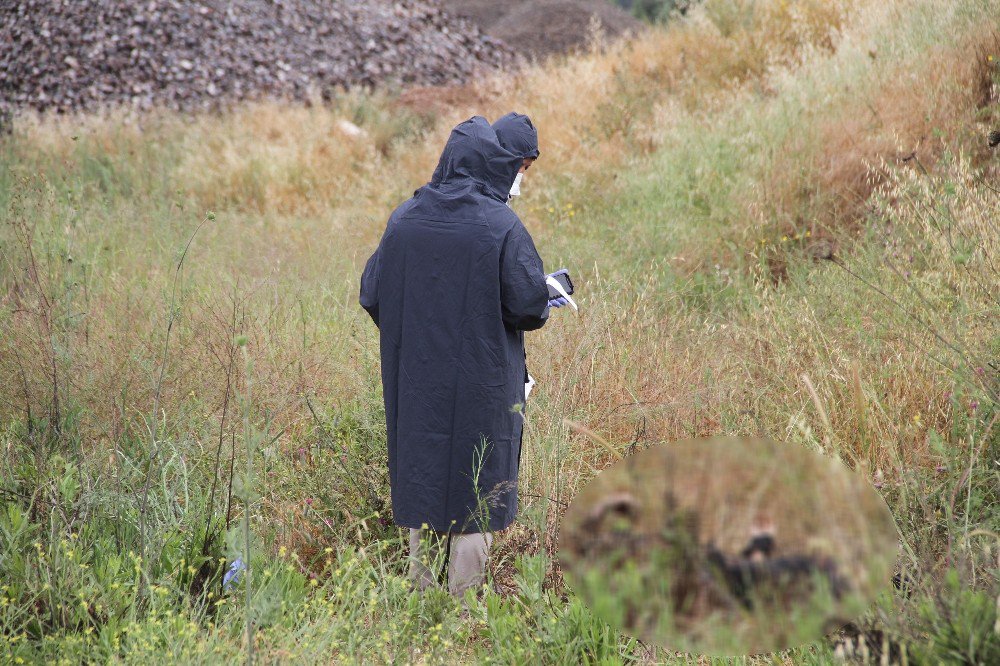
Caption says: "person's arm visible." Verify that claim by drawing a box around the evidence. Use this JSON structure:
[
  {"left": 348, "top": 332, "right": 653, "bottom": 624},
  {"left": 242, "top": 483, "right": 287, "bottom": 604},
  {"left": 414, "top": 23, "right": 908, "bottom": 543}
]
[
  {"left": 359, "top": 245, "right": 381, "bottom": 328},
  {"left": 500, "top": 222, "right": 550, "bottom": 331},
  {"left": 360, "top": 211, "right": 402, "bottom": 328}
]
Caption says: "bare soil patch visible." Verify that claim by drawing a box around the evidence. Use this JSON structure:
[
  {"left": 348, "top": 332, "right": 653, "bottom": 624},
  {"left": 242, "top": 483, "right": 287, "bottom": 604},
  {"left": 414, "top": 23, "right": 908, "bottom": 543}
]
[{"left": 441, "top": 0, "right": 641, "bottom": 59}]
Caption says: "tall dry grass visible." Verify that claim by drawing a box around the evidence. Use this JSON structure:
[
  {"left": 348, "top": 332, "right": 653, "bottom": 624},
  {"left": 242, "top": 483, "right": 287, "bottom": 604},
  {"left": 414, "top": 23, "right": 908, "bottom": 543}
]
[{"left": 1, "top": 0, "right": 867, "bottom": 446}]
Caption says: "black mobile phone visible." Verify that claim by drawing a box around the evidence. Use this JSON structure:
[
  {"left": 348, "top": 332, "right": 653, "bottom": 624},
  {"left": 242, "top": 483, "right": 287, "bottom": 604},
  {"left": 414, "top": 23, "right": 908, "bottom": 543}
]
[{"left": 547, "top": 269, "right": 574, "bottom": 299}]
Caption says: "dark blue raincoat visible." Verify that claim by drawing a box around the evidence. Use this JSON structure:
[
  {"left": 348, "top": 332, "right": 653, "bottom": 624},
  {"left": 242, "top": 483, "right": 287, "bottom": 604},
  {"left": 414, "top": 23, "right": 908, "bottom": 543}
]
[{"left": 360, "top": 115, "right": 549, "bottom": 534}]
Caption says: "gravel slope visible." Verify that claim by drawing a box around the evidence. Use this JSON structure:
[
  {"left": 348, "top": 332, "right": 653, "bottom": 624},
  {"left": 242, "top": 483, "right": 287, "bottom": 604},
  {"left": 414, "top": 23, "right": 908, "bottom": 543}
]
[{"left": 1, "top": 0, "right": 516, "bottom": 115}]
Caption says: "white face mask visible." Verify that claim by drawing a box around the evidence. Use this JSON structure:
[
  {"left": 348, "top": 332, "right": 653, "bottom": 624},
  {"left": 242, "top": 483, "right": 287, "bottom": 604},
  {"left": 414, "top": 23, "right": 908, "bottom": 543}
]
[{"left": 509, "top": 172, "right": 523, "bottom": 198}]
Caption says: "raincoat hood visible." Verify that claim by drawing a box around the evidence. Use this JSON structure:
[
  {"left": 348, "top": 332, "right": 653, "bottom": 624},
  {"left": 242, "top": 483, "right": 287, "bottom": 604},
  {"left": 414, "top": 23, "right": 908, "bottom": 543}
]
[
  {"left": 430, "top": 116, "right": 524, "bottom": 203},
  {"left": 492, "top": 112, "right": 540, "bottom": 160}
]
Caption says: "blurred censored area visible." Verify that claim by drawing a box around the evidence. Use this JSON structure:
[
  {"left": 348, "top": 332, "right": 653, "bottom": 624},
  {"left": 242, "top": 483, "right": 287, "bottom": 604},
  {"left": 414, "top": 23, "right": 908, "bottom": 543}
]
[{"left": 558, "top": 437, "right": 899, "bottom": 656}]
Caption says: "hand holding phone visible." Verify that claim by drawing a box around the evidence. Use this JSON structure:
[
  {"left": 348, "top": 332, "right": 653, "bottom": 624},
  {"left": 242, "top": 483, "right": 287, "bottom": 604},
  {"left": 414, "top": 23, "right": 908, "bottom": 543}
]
[{"left": 545, "top": 269, "right": 577, "bottom": 311}]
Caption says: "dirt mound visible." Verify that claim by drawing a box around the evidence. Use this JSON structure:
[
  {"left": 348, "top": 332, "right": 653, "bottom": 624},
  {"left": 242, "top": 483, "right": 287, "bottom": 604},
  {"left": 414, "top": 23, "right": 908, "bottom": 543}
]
[
  {"left": 439, "top": 1, "right": 513, "bottom": 30},
  {"left": 0, "top": 0, "right": 517, "bottom": 116},
  {"left": 395, "top": 84, "right": 493, "bottom": 119},
  {"left": 441, "top": 0, "right": 640, "bottom": 58}
]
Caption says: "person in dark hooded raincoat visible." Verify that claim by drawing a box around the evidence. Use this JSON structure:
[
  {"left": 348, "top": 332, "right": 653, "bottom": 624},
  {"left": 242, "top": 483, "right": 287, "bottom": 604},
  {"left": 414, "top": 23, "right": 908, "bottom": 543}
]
[{"left": 360, "top": 113, "right": 550, "bottom": 594}]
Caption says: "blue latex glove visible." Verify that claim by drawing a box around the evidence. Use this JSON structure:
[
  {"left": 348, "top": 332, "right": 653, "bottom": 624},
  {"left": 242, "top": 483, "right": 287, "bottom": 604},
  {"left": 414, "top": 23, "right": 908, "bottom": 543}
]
[{"left": 223, "top": 557, "right": 245, "bottom": 591}]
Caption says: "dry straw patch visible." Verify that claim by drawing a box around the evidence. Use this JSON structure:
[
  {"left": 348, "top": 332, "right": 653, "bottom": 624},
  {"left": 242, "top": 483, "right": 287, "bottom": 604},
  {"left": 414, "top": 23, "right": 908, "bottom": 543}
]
[
  {"left": 131, "top": 0, "right": 865, "bottom": 222},
  {"left": 778, "top": 20, "right": 999, "bottom": 233}
]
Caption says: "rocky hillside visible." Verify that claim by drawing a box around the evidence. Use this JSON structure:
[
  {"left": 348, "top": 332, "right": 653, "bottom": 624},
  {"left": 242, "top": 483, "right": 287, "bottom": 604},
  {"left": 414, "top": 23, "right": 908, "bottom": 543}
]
[{"left": 0, "top": 0, "right": 516, "bottom": 115}]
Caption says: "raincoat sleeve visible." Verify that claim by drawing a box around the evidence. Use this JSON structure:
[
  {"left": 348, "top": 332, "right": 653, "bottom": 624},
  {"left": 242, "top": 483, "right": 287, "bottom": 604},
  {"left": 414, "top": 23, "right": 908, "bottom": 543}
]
[
  {"left": 500, "top": 222, "right": 550, "bottom": 331},
  {"left": 359, "top": 245, "right": 381, "bottom": 328}
]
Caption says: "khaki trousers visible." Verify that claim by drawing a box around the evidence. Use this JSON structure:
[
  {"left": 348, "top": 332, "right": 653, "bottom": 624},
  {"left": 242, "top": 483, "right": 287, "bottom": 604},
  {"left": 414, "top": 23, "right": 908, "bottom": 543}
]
[{"left": 408, "top": 528, "right": 493, "bottom": 597}]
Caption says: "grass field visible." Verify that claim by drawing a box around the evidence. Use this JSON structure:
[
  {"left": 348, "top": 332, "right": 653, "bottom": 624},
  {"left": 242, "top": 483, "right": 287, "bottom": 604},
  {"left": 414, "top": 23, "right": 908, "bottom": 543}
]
[
  {"left": 1, "top": 0, "right": 998, "bottom": 663},
  {"left": 559, "top": 437, "right": 901, "bottom": 656}
]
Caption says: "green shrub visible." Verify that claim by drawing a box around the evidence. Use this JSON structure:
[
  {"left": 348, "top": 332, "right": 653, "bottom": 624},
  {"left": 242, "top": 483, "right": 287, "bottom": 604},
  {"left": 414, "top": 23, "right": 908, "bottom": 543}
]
[{"left": 910, "top": 569, "right": 1000, "bottom": 665}]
